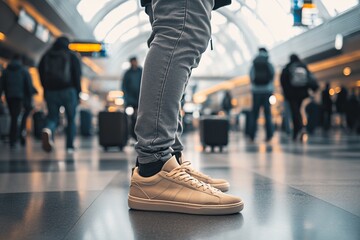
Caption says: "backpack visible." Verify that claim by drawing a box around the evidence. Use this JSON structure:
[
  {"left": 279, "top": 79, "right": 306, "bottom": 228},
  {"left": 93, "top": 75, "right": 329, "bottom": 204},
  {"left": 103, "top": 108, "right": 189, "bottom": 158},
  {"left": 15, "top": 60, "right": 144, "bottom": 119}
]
[
  {"left": 253, "top": 60, "right": 271, "bottom": 85},
  {"left": 290, "top": 63, "right": 309, "bottom": 87},
  {"left": 43, "top": 51, "right": 71, "bottom": 88}
]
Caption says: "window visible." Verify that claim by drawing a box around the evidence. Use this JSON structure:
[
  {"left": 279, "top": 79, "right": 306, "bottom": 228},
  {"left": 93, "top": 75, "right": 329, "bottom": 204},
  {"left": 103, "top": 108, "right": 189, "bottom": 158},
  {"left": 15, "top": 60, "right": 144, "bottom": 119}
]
[{"left": 77, "top": 0, "right": 112, "bottom": 22}]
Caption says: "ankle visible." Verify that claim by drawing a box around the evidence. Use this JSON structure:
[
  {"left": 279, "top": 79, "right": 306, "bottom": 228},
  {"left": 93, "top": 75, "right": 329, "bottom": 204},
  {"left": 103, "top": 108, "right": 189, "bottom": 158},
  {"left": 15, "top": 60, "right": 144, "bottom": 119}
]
[
  {"left": 138, "top": 160, "right": 165, "bottom": 177},
  {"left": 172, "top": 152, "right": 182, "bottom": 164}
]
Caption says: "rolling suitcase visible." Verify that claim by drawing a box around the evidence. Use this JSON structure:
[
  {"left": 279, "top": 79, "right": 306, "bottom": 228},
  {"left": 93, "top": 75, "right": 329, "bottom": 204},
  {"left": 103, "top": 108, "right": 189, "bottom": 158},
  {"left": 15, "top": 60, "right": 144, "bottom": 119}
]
[
  {"left": 80, "top": 109, "right": 92, "bottom": 136},
  {"left": 199, "top": 116, "right": 229, "bottom": 152},
  {"left": 98, "top": 111, "right": 128, "bottom": 151},
  {"left": 33, "top": 111, "right": 46, "bottom": 140}
]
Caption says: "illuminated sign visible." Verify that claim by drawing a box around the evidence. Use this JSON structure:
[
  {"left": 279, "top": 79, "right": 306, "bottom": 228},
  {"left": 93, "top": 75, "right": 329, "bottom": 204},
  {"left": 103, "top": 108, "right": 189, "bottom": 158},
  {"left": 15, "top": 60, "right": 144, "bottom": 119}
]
[
  {"left": 292, "top": 0, "right": 318, "bottom": 26},
  {"left": 35, "top": 24, "right": 50, "bottom": 42},
  {"left": 69, "top": 42, "right": 107, "bottom": 57},
  {"left": 69, "top": 43, "right": 102, "bottom": 52},
  {"left": 18, "top": 9, "right": 36, "bottom": 32}
]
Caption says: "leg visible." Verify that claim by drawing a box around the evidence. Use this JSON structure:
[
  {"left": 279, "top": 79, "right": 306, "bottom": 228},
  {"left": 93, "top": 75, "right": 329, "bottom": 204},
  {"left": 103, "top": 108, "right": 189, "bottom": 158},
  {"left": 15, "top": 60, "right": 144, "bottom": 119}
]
[
  {"left": 283, "top": 101, "right": 292, "bottom": 135},
  {"left": 250, "top": 93, "right": 261, "bottom": 140},
  {"left": 289, "top": 99, "right": 303, "bottom": 140},
  {"left": 20, "top": 106, "right": 32, "bottom": 145},
  {"left": 7, "top": 99, "right": 22, "bottom": 146},
  {"left": 42, "top": 91, "right": 60, "bottom": 152},
  {"left": 135, "top": 0, "right": 213, "bottom": 164},
  {"left": 173, "top": 107, "right": 184, "bottom": 153},
  {"left": 263, "top": 93, "right": 274, "bottom": 140},
  {"left": 62, "top": 89, "right": 77, "bottom": 149},
  {"left": 44, "top": 92, "right": 60, "bottom": 136}
]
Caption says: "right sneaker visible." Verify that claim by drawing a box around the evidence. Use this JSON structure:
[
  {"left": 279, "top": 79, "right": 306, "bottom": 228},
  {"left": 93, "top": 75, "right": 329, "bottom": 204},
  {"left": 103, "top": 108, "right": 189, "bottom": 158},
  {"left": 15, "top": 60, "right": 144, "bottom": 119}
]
[
  {"left": 41, "top": 128, "right": 54, "bottom": 152},
  {"left": 179, "top": 159, "right": 230, "bottom": 192},
  {"left": 128, "top": 156, "right": 244, "bottom": 215}
]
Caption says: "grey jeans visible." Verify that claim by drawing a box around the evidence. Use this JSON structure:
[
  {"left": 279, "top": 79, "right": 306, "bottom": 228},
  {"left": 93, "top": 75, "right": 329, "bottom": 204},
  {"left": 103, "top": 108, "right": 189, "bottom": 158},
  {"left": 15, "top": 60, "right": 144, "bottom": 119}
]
[{"left": 135, "top": 0, "right": 214, "bottom": 164}]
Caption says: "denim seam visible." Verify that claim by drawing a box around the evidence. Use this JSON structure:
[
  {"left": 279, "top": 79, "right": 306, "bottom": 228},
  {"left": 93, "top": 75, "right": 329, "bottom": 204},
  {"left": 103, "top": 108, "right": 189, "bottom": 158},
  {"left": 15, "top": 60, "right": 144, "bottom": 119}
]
[{"left": 149, "top": 0, "right": 188, "bottom": 150}]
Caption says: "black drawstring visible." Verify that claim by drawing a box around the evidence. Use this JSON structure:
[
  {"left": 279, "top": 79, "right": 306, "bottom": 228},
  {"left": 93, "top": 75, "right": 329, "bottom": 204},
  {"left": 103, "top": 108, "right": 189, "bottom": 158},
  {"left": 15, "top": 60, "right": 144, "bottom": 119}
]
[{"left": 210, "top": 38, "right": 214, "bottom": 51}]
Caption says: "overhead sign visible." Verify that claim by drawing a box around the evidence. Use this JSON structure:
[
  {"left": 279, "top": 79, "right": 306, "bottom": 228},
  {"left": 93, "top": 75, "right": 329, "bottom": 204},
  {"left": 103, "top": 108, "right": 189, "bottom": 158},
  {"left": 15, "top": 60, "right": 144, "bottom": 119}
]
[
  {"left": 292, "top": 0, "right": 318, "bottom": 26},
  {"left": 68, "top": 42, "right": 107, "bottom": 57}
]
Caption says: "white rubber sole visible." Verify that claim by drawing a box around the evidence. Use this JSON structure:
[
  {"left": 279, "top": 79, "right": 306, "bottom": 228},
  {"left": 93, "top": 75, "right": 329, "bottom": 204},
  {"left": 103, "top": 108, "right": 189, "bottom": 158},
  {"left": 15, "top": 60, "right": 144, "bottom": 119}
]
[{"left": 128, "top": 195, "right": 244, "bottom": 215}]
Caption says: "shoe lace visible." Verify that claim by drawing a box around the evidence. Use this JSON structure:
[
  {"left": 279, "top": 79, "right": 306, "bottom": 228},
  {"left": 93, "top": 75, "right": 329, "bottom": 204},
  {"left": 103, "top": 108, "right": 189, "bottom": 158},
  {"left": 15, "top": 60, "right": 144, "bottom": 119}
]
[
  {"left": 166, "top": 167, "right": 219, "bottom": 194},
  {"left": 180, "top": 161, "right": 210, "bottom": 179}
]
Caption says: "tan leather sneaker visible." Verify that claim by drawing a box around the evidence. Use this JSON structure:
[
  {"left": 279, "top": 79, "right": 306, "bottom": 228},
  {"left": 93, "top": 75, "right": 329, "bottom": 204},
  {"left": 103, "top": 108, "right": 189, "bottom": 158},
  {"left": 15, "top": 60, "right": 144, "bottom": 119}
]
[
  {"left": 178, "top": 155, "right": 230, "bottom": 192},
  {"left": 128, "top": 156, "right": 243, "bottom": 215}
]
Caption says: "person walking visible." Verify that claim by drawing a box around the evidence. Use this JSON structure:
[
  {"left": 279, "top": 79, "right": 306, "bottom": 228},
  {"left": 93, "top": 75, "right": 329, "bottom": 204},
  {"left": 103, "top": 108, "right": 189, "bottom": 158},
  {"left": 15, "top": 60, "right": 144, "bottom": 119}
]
[
  {"left": 128, "top": 0, "right": 243, "bottom": 215},
  {"left": 122, "top": 57, "right": 142, "bottom": 140},
  {"left": 0, "top": 55, "right": 33, "bottom": 148},
  {"left": 38, "top": 36, "right": 82, "bottom": 153},
  {"left": 346, "top": 89, "right": 360, "bottom": 132},
  {"left": 335, "top": 85, "right": 348, "bottom": 128},
  {"left": 321, "top": 83, "right": 333, "bottom": 132},
  {"left": 280, "top": 54, "right": 318, "bottom": 141},
  {"left": 249, "top": 48, "right": 275, "bottom": 142},
  {"left": 221, "top": 90, "right": 233, "bottom": 117}
]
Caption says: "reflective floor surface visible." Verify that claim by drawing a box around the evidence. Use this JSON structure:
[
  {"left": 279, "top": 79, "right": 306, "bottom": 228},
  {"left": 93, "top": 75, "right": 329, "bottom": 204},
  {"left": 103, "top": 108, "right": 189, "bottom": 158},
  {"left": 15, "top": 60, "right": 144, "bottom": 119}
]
[{"left": 0, "top": 130, "right": 359, "bottom": 240}]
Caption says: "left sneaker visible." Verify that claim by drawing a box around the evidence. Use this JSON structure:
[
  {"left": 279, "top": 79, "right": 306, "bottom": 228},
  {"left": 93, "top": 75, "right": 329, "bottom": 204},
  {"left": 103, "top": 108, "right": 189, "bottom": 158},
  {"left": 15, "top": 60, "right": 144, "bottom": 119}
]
[{"left": 177, "top": 154, "right": 230, "bottom": 192}]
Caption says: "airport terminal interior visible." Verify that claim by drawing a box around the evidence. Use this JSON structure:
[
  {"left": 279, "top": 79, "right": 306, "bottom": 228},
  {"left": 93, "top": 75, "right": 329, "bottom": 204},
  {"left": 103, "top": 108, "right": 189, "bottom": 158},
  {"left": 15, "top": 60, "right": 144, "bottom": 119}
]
[{"left": 0, "top": 0, "right": 360, "bottom": 239}]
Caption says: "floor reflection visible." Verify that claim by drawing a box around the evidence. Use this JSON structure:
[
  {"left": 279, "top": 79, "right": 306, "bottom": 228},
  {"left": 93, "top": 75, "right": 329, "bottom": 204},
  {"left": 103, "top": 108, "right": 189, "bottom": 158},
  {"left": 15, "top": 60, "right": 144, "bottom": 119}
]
[{"left": 128, "top": 210, "right": 244, "bottom": 240}]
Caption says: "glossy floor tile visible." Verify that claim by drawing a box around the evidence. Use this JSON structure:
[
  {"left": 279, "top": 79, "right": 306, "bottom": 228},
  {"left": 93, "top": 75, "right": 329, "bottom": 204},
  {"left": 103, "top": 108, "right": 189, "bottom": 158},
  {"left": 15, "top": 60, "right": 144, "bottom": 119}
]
[{"left": 0, "top": 130, "right": 359, "bottom": 240}]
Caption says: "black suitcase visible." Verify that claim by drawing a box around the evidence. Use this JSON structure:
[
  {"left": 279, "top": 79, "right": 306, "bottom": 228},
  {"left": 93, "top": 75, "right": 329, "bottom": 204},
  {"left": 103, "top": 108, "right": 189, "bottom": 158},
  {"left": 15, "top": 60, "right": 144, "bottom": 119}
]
[
  {"left": 80, "top": 109, "right": 92, "bottom": 136},
  {"left": 199, "top": 116, "right": 229, "bottom": 152},
  {"left": 98, "top": 111, "right": 128, "bottom": 151},
  {"left": 33, "top": 111, "right": 46, "bottom": 140}
]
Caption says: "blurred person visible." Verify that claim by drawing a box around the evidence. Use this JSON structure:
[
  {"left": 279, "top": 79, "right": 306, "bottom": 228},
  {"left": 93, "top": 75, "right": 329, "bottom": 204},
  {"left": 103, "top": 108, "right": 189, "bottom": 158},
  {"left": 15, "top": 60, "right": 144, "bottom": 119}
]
[
  {"left": 0, "top": 55, "right": 33, "bottom": 148},
  {"left": 335, "top": 85, "right": 348, "bottom": 128},
  {"left": 128, "top": 0, "right": 243, "bottom": 215},
  {"left": 321, "top": 83, "right": 333, "bottom": 132},
  {"left": 305, "top": 96, "right": 320, "bottom": 135},
  {"left": 280, "top": 54, "right": 318, "bottom": 141},
  {"left": 249, "top": 47, "right": 275, "bottom": 142},
  {"left": 221, "top": 90, "right": 233, "bottom": 117},
  {"left": 122, "top": 56, "right": 142, "bottom": 140},
  {"left": 346, "top": 89, "right": 360, "bottom": 132},
  {"left": 38, "top": 36, "right": 82, "bottom": 153}
]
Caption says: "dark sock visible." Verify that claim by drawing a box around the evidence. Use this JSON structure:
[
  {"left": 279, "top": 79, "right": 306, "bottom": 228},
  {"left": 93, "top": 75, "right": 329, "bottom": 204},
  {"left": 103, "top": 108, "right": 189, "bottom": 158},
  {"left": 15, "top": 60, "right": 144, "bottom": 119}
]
[
  {"left": 172, "top": 152, "right": 182, "bottom": 164},
  {"left": 138, "top": 160, "right": 165, "bottom": 177}
]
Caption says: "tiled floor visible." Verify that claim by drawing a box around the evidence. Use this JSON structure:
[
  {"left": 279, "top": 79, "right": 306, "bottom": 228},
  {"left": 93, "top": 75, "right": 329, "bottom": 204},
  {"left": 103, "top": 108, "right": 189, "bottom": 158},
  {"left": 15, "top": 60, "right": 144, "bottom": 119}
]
[{"left": 0, "top": 130, "right": 359, "bottom": 240}]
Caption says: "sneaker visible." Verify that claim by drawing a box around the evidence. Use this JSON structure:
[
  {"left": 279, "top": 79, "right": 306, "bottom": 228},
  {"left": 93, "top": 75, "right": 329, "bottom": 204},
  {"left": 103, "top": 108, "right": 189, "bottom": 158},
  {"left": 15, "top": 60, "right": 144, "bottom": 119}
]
[
  {"left": 41, "top": 128, "right": 54, "bottom": 152},
  {"left": 178, "top": 154, "right": 230, "bottom": 192},
  {"left": 128, "top": 156, "right": 243, "bottom": 215}
]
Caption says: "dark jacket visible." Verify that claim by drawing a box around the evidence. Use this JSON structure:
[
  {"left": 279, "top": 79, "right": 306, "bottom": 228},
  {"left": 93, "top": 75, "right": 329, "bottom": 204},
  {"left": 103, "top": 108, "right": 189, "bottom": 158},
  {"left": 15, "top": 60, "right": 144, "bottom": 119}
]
[
  {"left": 122, "top": 67, "right": 142, "bottom": 108},
  {"left": 38, "top": 38, "right": 82, "bottom": 95},
  {"left": 280, "top": 61, "right": 311, "bottom": 101},
  {"left": 249, "top": 51, "right": 275, "bottom": 94},
  {"left": 140, "top": 0, "right": 231, "bottom": 10},
  {"left": 0, "top": 60, "right": 33, "bottom": 100}
]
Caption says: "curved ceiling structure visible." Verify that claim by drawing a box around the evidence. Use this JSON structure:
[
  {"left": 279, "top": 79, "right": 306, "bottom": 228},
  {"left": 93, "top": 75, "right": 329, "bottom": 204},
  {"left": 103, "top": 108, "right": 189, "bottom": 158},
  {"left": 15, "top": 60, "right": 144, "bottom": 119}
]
[{"left": 74, "top": 0, "right": 359, "bottom": 77}]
